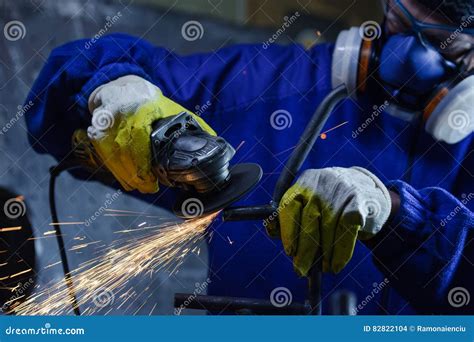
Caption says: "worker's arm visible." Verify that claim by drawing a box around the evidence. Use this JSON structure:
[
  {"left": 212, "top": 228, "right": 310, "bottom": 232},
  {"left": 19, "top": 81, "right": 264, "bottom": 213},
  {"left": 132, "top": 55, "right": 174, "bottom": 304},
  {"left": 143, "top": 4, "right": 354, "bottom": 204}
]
[
  {"left": 367, "top": 180, "right": 474, "bottom": 314},
  {"left": 25, "top": 33, "right": 329, "bottom": 161}
]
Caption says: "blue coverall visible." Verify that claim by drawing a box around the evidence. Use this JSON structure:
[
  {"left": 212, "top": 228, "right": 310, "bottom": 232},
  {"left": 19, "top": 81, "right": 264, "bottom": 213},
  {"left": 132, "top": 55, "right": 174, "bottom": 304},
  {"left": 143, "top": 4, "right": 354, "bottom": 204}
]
[{"left": 25, "top": 34, "right": 473, "bottom": 314}]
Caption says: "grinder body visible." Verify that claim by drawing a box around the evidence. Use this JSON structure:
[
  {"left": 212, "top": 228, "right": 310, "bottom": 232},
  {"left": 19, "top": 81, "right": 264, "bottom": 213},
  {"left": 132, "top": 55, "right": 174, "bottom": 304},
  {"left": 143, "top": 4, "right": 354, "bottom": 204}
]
[
  {"left": 149, "top": 112, "right": 262, "bottom": 217},
  {"left": 150, "top": 112, "right": 235, "bottom": 193}
]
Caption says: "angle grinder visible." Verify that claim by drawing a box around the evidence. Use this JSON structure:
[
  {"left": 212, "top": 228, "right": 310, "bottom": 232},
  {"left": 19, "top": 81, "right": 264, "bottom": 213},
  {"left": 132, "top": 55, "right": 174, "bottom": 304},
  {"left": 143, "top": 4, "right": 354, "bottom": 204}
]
[
  {"left": 71, "top": 111, "right": 262, "bottom": 217},
  {"left": 150, "top": 112, "right": 262, "bottom": 217}
]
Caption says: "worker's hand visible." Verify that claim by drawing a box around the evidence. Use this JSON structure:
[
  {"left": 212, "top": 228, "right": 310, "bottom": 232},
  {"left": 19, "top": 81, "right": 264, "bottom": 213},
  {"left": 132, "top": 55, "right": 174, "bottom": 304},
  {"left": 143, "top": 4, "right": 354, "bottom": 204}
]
[
  {"left": 272, "top": 167, "right": 391, "bottom": 276},
  {"left": 87, "top": 75, "right": 215, "bottom": 193}
]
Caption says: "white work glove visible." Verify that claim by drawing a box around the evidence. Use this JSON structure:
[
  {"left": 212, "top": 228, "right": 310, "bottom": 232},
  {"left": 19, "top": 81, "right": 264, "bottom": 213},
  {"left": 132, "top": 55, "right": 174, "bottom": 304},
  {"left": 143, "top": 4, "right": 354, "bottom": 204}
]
[
  {"left": 85, "top": 75, "right": 215, "bottom": 193},
  {"left": 271, "top": 167, "right": 392, "bottom": 276},
  {"left": 87, "top": 75, "right": 160, "bottom": 140}
]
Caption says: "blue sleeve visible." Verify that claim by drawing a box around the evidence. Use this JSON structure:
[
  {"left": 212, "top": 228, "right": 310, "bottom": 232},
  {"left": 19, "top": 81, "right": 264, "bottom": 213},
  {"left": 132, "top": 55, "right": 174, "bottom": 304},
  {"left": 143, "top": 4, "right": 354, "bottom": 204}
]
[
  {"left": 25, "top": 33, "right": 327, "bottom": 160},
  {"left": 25, "top": 34, "right": 153, "bottom": 159},
  {"left": 369, "top": 180, "right": 474, "bottom": 314}
]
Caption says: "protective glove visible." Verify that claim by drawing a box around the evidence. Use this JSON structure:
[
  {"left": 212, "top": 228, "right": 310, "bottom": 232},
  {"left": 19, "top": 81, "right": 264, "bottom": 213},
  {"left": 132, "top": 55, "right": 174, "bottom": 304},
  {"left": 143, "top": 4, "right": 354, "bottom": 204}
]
[
  {"left": 271, "top": 167, "right": 391, "bottom": 276},
  {"left": 87, "top": 75, "right": 215, "bottom": 193}
]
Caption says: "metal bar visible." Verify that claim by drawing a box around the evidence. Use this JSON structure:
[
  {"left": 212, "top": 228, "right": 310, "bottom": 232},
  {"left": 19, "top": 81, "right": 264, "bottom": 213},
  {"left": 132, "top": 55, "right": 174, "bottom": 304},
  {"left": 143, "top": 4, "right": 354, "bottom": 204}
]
[
  {"left": 329, "top": 290, "right": 357, "bottom": 315},
  {"left": 174, "top": 293, "right": 308, "bottom": 315},
  {"left": 272, "top": 85, "right": 348, "bottom": 316},
  {"left": 221, "top": 85, "right": 349, "bottom": 316},
  {"left": 272, "top": 85, "right": 348, "bottom": 202},
  {"left": 307, "top": 263, "right": 322, "bottom": 315},
  {"left": 222, "top": 204, "right": 275, "bottom": 221}
]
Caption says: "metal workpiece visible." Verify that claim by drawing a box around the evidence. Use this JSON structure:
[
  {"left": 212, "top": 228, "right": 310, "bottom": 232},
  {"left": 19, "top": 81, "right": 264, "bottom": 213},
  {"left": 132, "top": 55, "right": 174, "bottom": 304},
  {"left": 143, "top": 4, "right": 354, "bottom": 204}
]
[
  {"left": 271, "top": 84, "right": 348, "bottom": 203},
  {"left": 222, "top": 204, "right": 276, "bottom": 221},
  {"left": 329, "top": 290, "right": 357, "bottom": 315},
  {"left": 307, "top": 266, "right": 323, "bottom": 315},
  {"left": 222, "top": 84, "right": 348, "bottom": 221},
  {"left": 221, "top": 85, "right": 349, "bottom": 315},
  {"left": 174, "top": 293, "right": 309, "bottom": 315}
]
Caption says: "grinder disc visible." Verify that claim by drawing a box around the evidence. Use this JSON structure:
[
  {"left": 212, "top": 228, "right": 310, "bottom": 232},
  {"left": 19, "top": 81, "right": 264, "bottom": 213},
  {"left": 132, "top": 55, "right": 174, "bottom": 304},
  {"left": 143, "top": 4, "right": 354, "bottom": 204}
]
[{"left": 173, "top": 163, "right": 262, "bottom": 218}]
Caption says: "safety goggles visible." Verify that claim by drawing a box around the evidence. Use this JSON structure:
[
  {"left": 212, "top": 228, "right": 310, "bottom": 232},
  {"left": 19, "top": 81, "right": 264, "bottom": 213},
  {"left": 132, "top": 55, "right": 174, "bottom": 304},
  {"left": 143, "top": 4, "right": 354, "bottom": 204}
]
[{"left": 384, "top": 0, "right": 474, "bottom": 62}]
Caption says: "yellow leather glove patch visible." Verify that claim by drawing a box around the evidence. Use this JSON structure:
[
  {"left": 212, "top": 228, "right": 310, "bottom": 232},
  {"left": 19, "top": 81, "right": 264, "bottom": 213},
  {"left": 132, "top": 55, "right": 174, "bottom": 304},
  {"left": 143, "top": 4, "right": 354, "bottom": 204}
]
[{"left": 91, "top": 93, "right": 215, "bottom": 194}]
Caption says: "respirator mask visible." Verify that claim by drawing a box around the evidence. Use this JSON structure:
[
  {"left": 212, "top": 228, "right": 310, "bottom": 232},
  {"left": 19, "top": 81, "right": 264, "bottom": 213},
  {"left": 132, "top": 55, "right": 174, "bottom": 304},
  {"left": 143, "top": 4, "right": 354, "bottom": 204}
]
[{"left": 331, "top": 0, "right": 474, "bottom": 144}]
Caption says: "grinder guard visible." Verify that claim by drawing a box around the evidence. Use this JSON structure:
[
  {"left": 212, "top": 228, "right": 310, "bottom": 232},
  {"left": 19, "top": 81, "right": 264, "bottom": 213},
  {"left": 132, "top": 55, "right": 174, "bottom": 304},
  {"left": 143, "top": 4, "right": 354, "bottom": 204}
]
[{"left": 150, "top": 112, "right": 262, "bottom": 217}]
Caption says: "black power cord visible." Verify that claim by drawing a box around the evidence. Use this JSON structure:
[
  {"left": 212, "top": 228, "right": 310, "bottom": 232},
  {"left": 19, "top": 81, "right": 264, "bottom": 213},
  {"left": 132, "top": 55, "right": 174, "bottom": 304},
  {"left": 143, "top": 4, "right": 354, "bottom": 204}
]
[{"left": 49, "top": 160, "right": 82, "bottom": 316}]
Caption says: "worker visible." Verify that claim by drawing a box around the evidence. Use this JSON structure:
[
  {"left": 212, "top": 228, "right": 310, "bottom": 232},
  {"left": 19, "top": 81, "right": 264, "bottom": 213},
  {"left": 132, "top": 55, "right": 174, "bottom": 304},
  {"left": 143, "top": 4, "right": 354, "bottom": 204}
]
[{"left": 25, "top": 0, "right": 473, "bottom": 314}]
